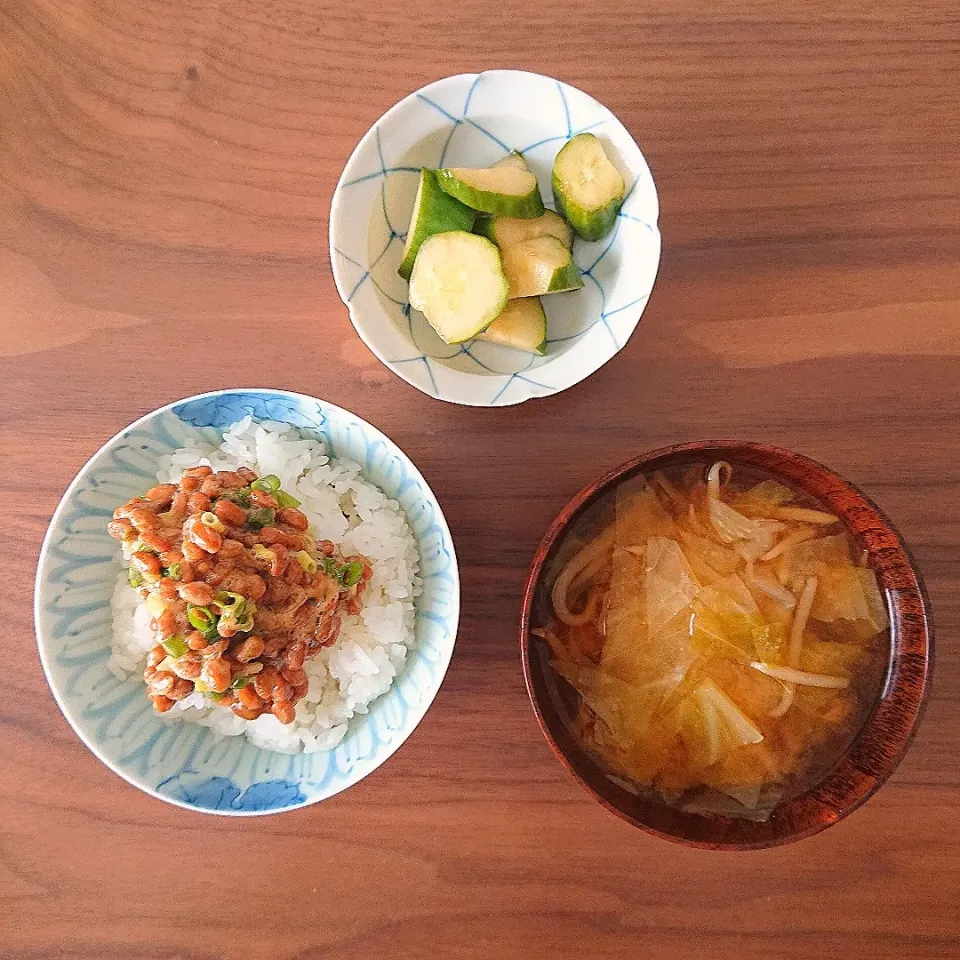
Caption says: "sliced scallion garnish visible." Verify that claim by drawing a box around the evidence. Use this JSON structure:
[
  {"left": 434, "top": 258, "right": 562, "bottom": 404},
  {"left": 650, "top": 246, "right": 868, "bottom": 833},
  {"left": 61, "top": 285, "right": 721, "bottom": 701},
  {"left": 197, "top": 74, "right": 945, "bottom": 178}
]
[
  {"left": 161, "top": 635, "right": 189, "bottom": 658},
  {"left": 247, "top": 507, "right": 276, "bottom": 530},
  {"left": 251, "top": 475, "right": 281, "bottom": 493},
  {"left": 275, "top": 489, "right": 301, "bottom": 509},
  {"left": 187, "top": 604, "right": 217, "bottom": 635}
]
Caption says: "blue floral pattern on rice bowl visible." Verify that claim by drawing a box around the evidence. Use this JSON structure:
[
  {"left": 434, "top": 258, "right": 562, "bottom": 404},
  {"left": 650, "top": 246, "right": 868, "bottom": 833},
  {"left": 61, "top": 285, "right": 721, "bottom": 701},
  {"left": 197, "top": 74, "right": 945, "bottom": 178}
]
[{"left": 34, "top": 390, "right": 459, "bottom": 815}]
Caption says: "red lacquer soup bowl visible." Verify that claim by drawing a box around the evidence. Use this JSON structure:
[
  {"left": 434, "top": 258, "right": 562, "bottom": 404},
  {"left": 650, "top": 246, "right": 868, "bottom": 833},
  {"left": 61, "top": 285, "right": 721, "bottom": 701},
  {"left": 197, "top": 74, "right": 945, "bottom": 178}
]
[{"left": 520, "top": 442, "right": 933, "bottom": 849}]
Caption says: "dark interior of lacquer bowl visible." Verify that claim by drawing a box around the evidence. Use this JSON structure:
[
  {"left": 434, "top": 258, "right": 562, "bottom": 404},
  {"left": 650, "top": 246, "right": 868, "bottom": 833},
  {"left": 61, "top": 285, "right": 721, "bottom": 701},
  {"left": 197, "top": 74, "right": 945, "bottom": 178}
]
[{"left": 521, "top": 441, "right": 933, "bottom": 849}]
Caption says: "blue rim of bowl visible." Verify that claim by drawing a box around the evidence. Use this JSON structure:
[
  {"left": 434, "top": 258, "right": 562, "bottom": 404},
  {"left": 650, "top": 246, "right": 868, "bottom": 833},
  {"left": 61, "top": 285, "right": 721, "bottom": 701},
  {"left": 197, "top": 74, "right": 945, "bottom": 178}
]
[
  {"left": 34, "top": 388, "right": 461, "bottom": 815},
  {"left": 329, "top": 69, "right": 661, "bottom": 407}
]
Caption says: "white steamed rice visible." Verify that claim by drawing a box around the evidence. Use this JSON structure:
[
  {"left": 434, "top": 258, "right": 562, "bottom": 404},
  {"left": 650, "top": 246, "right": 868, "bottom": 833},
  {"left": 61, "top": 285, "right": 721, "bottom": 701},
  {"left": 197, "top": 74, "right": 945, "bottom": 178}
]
[{"left": 109, "top": 417, "right": 421, "bottom": 754}]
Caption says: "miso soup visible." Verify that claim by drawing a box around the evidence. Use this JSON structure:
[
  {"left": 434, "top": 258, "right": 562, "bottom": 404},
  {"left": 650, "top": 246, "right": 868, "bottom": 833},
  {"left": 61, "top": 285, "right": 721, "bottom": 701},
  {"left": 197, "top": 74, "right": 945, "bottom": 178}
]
[{"left": 532, "top": 461, "right": 889, "bottom": 821}]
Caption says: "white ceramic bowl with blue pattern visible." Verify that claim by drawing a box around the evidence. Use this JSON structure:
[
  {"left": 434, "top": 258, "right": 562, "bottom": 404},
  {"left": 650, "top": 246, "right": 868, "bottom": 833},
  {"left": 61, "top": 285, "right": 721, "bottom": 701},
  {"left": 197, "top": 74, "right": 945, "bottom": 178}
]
[
  {"left": 330, "top": 70, "right": 661, "bottom": 407},
  {"left": 34, "top": 389, "right": 459, "bottom": 815}
]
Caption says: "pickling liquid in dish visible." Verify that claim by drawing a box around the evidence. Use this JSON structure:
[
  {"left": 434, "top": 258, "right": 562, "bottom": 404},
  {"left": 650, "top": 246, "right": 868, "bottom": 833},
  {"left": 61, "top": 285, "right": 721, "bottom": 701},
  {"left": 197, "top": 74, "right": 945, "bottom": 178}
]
[{"left": 533, "top": 461, "right": 890, "bottom": 821}]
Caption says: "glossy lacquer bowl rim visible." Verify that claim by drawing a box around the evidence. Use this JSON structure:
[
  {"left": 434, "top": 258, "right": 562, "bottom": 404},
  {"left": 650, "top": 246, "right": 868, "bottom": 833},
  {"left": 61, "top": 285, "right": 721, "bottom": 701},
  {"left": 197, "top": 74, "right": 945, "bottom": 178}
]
[{"left": 520, "top": 441, "right": 933, "bottom": 849}]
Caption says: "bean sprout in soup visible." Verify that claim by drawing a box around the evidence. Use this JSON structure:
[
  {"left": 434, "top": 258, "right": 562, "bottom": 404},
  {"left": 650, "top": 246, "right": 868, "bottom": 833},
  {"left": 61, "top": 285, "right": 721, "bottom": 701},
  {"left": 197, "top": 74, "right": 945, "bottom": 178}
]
[{"left": 533, "top": 461, "right": 889, "bottom": 821}]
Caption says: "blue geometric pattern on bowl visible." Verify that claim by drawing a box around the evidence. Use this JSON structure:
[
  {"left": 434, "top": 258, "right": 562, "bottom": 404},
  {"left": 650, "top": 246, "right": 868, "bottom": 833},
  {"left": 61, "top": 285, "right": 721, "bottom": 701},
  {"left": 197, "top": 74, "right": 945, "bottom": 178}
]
[
  {"left": 35, "top": 390, "right": 459, "bottom": 815},
  {"left": 330, "top": 70, "right": 661, "bottom": 406}
]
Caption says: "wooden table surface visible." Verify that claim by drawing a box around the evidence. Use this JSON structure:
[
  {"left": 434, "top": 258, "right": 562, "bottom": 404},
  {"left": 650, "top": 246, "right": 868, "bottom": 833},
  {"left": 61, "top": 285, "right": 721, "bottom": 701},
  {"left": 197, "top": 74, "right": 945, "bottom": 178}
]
[{"left": 2, "top": 2, "right": 959, "bottom": 957}]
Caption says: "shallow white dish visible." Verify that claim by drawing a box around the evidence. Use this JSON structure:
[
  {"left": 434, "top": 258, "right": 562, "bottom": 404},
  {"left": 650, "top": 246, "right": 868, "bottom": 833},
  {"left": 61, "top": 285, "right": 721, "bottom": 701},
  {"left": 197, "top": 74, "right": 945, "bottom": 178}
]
[{"left": 330, "top": 70, "right": 661, "bottom": 406}]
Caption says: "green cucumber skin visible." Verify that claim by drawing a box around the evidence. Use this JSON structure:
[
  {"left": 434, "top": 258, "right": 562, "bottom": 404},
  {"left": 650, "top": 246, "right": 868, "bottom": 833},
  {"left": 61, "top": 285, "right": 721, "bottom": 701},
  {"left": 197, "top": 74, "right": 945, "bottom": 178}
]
[
  {"left": 398, "top": 170, "right": 476, "bottom": 280},
  {"left": 435, "top": 169, "right": 545, "bottom": 219},
  {"left": 546, "top": 261, "right": 584, "bottom": 294},
  {"left": 473, "top": 215, "right": 494, "bottom": 241},
  {"left": 552, "top": 180, "right": 621, "bottom": 242},
  {"left": 551, "top": 134, "right": 625, "bottom": 241}
]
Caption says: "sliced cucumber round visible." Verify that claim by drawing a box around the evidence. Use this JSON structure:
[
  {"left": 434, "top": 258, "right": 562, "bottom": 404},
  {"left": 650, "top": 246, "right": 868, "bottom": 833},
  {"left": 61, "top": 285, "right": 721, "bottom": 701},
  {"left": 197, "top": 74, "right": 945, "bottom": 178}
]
[
  {"left": 501, "top": 235, "right": 583, "bottom": 299},
  {"left": 480, "top": 209, "right": 574, "bottom": 250},
  {"left": 477, "top": 297, "right": 547, "bottom": 356},
  {"left": 436, "top": 166, "right": 545, "bottom": 219},
  {"left": 552, "top": 133, "right": 625, "bottom": 242},
  {"left": 494, "top": 150, "right": 530, "bottom": 172},
  {"left": 398, "top": 169, "right": 476, "bottom": 280},
  {"left": 408, "top": 231, "right": 509, "bottom": 344}
]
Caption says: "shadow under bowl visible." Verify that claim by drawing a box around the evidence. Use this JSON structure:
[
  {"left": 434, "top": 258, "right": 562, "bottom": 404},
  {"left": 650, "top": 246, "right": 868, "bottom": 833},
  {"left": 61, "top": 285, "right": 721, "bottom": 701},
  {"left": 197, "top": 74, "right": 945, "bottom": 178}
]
[{"left": 520, "top": 441, "right": 933, "bottom": 849}]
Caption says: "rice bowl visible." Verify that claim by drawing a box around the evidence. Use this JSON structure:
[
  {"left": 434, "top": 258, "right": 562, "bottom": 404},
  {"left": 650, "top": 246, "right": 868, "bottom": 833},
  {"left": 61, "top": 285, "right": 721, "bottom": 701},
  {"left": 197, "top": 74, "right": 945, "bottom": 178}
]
[{"left": 35, "top": 389, "right": 459, "bottom": 814}]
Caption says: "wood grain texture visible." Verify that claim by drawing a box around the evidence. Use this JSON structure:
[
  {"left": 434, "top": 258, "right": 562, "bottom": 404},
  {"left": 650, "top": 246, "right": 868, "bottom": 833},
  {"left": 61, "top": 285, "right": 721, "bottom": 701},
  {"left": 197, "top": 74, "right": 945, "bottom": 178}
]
[{"left": 1, "top": 0, "right": 958, "bottom": 957}]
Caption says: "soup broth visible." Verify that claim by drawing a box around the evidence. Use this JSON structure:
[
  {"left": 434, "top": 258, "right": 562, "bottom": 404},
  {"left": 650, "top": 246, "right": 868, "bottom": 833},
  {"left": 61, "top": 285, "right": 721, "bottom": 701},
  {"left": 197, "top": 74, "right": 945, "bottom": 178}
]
[{"left": 533, "top": 461, "right": 889, "bottom": 821}]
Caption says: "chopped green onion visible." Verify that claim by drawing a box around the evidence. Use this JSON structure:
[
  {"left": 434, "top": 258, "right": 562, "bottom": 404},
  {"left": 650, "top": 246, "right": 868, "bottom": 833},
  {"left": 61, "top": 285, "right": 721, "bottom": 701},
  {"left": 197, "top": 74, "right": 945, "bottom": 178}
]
[
  {"left": 228, "top": 488, "right": 252, "bottom": 508},
  {"left": 341, "top": 561, "right": 364, "bottom": 587},
  {"left": 275, "top": 489, "right": 302, "bottom": 509},
  {"left": 247, "top": 507, "right": 276, "bottom": 530},
  {"left": 128, "top": 566, "right": 144, "bottom": 588},
  {"left": 164, "top": 562, "right": 182, "bottom": 581},
  {"left": 321, "top": 556, "right": 339, "bottom": 578},
  {"left": 206, "top": 690, "right": 227, "bottom": 702},
  {"left": 232, "top": 675, "right": 253, "bottom": 689},
  {"left": 200, "top": 511, "right": 225, "bottom": 532},
  {"left": 294, "top": 550, "right": 318, "bottom": 574},
  {"left": 161, "top": 635, "right": 189, "bottom": 658},
  {"left": 187, "top": 604, "right": 217, "bottom": 634},
  {"left": 212, "top": 592, "right": 255, "bottom": 633},
  {"left": 214, "top": 591, "right": 246, "bottom": 611},
  {"left": 251, "top": 475, "right": 281, "bottom": 493}
]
